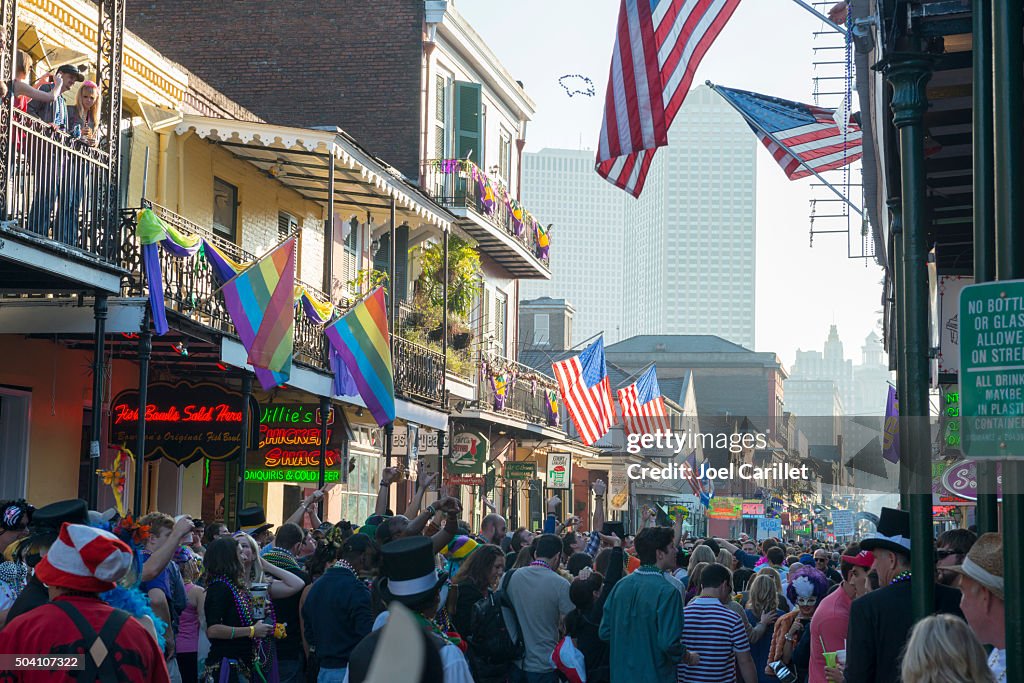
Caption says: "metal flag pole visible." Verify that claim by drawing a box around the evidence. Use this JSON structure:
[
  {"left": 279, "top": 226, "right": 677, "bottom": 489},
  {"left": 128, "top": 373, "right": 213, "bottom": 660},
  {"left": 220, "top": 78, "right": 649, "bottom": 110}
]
[
  {"left": 707, "top": 81, "right": 864, "bottom": 218},
  {"left": 609, "top": 361, "right": 657, "bottom": 390},
  {"left": 787, "top": 0, "right": 847, "bottom": 34}
]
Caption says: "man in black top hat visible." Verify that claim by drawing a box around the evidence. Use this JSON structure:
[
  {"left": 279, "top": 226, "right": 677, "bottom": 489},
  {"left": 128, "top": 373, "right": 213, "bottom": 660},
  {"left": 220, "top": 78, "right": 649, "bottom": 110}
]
[
  {"left": 844, "top": 507, "right": 964, "bottom": 683},
  {"left": 351, "top": 535, "right": 474, "bottom": 682},
  {"left": 4, "top": 499, "right": 89, "bottom": 623}
]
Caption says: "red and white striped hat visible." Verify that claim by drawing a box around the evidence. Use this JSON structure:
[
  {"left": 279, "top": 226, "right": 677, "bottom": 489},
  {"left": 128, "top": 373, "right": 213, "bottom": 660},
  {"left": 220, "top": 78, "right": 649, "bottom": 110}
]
[{"left": 35, "top": 523, "right": 133, "bottom": 592}]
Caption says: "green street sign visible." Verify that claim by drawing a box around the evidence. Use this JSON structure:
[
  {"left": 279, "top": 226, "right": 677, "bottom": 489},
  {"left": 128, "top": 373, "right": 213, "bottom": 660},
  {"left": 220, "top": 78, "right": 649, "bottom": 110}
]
[
  {"left": 505, "top": 461, "right": 536, "bottom": 480},
  {"left": 959, "top": 280, "right": 1024, "bottom": 457}
]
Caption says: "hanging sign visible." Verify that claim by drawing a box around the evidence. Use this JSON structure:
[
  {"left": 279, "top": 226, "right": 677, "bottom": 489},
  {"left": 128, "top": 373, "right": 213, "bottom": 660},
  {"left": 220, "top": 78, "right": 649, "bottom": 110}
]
[
  {"left": 959, "top": 280, "right": 1024, "bottom": 456},
  {"left": 505, "top": 461, "right": 537, "bottom": 480},
  {"left": 448, "top": 431, "right": 488, "bottom": 474},
  {"left": 741, "top": 501, "right": 764, "bottom": 518},
  {"left": 447, "top": 474, "right": 486, "bottom": 486},
  {"left": 708, "top": 497, "right": 742, "bottom": 520},
  {"left": 608, "top": 468, "right": 629, "bottom": 511},
  {"left": 942, "top": 458, "right": 1004, "bottom": 501},
  {"left": 547, "top": 452, "right": 572, "bottom": 489},
  {"left": 938, "top": 276, "right": 971, "bottom": 375},
  {"left": 110, "top": 382, "right": 244, "bottom": 466}
]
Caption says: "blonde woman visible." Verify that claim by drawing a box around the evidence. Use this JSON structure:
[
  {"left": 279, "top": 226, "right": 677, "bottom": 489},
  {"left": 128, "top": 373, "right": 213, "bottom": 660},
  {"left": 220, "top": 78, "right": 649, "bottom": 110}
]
[
  {"left": 717, "top": 548, "right": 737, "bottom": 569},
  {"left": 233, "top": 531, "right": 304, "bottom": 597},
  {"left": 55, "top": 80, "right": 101, "bottom": 244},
  {"left": 757, "top": 566, "right": 788, "bottom": 610},
  {"left": 745, "top": 575, "right": 786, "bottom": 682},
  {"left": 68, "top": 80, "right": 100, "bottom": 145},
  {"left": 901, "top": 614, "right": 995, "bottom": 683},
  {"left": 687, "top": 544, "right": 716, "bottom": 574}
]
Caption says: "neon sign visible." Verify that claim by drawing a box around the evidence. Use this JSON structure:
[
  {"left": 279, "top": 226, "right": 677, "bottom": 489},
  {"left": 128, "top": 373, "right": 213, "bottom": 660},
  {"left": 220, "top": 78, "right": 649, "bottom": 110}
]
[
  {"left": 245, "top": 469, "right": 341, "bottom": 483},
  {"left": 247, "top": 404, "right": 343, "bottom": 482}
]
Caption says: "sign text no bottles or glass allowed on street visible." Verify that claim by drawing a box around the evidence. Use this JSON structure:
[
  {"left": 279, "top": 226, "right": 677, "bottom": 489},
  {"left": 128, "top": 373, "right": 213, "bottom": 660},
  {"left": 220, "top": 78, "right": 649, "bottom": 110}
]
[{"left": 959, "top": 280, "right": 1024, "bottom": 457}]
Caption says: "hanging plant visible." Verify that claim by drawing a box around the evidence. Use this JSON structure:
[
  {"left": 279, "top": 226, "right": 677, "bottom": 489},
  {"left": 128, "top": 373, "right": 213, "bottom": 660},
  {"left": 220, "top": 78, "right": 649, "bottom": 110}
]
[{"left": 416, "top": 236, "right": 482, "bottom": 321}]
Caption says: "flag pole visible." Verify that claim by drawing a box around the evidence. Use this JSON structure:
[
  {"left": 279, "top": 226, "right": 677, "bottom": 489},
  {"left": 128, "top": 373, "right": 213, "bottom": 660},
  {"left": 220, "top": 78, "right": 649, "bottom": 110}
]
[
  {"left": 609, "top": 360, "right": 657, "bottom": 390},
  {"left": 787, "top": 0, "right": 847, "bottom": 34},
  {"left": 706, "top": 81, "right": 864, "bottom": 218}
]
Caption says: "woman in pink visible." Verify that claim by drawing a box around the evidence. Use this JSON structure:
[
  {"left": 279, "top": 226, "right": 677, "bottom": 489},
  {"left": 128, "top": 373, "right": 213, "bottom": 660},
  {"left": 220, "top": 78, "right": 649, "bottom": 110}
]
[
  {"left": 176, "top": 553, "right": 206, "bottom": 683},
  {"left": 808, "top": 547, "right": 873, "bottom": 683}
]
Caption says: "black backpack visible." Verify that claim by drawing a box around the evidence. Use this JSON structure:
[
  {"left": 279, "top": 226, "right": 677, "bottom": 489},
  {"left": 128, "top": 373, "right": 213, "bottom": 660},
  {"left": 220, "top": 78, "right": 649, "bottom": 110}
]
[{"left": 465, "top": 568, "right": 524, "bottom": 667}]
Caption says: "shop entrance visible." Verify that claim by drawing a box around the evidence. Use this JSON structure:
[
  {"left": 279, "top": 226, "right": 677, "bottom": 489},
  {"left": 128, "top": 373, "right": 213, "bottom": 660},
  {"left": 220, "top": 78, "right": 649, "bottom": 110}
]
[{"left": 0, "top": 387, "right": 30, "bottom": 500}]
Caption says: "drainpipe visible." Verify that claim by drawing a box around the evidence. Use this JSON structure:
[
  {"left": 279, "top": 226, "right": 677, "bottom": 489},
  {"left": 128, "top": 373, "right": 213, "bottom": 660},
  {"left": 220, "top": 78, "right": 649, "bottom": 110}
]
[{"left": 155, "top": 132, "right": 169, "bottom": 206}]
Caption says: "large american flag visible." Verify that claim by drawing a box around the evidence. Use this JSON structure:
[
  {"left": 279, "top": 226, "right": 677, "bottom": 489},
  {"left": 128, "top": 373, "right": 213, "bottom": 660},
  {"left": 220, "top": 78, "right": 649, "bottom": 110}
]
[
  {"left": 596, "top": 0, "right": 740, "bottom": 197},
  {"left": 553, "top": 338, "right": 616, "bottom": 446},
  {"left": 711, "top": 84, "right": 863, "bottom": 179},
  {"left": 617, "top": 365, "right": 671, "bottom": 436}
]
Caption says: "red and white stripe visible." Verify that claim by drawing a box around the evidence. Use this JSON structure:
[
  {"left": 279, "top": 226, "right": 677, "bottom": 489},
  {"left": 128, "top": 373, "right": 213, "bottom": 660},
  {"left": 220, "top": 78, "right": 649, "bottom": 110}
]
[
  {"left": 617, "top": 384, "right": 671, "bottom": 436},
  {"left": 596, "top": 0, "right": 740, "bottom": 197},
  {"left": 553, "top": 356, "right": 615, "bottom": 446},
  {"left": 761, "top": 109, "right": 863, "bottom": 179}
]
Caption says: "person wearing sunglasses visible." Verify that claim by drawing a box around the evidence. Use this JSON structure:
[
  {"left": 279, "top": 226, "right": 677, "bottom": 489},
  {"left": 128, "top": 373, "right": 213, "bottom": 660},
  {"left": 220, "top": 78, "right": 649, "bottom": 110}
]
[
  {"left": 934, "top": 528, "right": 977, "bottom": 587},
  {"left": 813, "top": 549, "right": 842, "bottom": 585}
]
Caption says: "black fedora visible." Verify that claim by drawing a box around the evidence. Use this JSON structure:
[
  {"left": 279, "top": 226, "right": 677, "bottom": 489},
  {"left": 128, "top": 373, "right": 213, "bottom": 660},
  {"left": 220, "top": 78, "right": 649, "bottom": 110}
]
[
  {"left": 860, "top": 507, "right": 912, "bottom": 556},
  {"left": 238, "top": 506, "right": 271, "bottom": 536},
  {"left": 378, "top": 536, "right": 447, "bottom": 607}
]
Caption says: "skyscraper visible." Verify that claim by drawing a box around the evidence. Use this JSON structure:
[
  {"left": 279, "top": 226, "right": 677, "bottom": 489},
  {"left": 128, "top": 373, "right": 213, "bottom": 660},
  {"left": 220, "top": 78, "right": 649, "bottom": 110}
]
[{"left": 521, "top": 85, "right": 757, "bottom": 349}]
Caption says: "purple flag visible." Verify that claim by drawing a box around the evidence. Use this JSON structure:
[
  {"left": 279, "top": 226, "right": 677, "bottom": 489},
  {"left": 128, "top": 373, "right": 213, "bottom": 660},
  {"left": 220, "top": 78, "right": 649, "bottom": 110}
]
[
  {"left": 882, "top": 385, "right": 900, "bottom": 463},
  {"left": 330, "top": 345, "right": 359, "bottom": 397}
]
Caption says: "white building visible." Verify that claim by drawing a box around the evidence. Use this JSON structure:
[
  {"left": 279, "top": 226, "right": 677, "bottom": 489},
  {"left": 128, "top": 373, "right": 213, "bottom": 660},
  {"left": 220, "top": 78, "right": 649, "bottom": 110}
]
[{"left": 520, "top": 85, "right": 757, "bottom": 349}]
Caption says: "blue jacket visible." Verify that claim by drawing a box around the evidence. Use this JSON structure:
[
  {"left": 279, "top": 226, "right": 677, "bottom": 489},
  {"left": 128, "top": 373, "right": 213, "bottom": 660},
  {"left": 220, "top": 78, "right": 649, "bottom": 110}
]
[{"left": 301, "top": 565, "right": 373, "bottom": 668}]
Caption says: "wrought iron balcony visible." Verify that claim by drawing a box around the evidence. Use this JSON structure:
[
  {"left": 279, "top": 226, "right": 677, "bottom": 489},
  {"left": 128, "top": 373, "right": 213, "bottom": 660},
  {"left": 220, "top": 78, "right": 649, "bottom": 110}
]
[
  {"left": 3, "top": 109, "right": 119, "bottom": 262},
  {"left": 470, "top": 351, "right": 562, "bottom": 429},
  {"left": 393, "top": 334, "right": 446, "bottom": 407},
  {"left": 421, "top": 159, "right": 550, "bottom": 278}
]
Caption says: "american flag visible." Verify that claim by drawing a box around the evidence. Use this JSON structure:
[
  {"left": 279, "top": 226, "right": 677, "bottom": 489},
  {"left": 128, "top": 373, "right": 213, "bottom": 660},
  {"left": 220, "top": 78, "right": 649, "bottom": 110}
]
[
  {"left": 596, "top": 0, "right": 740, "bottom": 197},
  {"left": 684, "top": 451, "right": 703, "bottom": 497},
  {"left": 552, "top": 338, "right": 616, "bottom": 446},
  {"left": 710, "top": 84, "right": 863, "bottom": 179},
  {"left": 617, "top": 365, "right": 671, "bottom": 436}
]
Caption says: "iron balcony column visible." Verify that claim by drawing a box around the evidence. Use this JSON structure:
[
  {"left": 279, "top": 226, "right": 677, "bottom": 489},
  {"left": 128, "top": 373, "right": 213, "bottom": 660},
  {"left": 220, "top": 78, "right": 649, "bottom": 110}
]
[
  {"left": 884, "top": 53, "right": 934, "bottom": 623},
  {"left": 319, "top": 396, "right": 330, "bottom": 501},
  {"left": 88, "top": 294, "right": 109, "bottom": 509},
  {"left": 888, "top": 198, "right": 908, "bottom": 509},
  {"left": 324, "top": 153, "right": 335, "bottom": 296},
  {"left": 992, "top": 0, "right": 1024, "bottom": 677},
  {"left": 235, "top": 374, "right": 253, "bottom": 526},
  {"left": 973, "top": 0, "right": 999, "bottom": 536},
  {"left": 133, "top": 312, "right": 152, "bottom": 515}
]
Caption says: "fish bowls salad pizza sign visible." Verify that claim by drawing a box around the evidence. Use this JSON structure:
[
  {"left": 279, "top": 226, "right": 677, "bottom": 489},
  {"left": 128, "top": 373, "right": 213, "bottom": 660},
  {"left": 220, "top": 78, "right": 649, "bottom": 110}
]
[
  {"left": 447, "top": 430, "right": 488, "bottom": 486},
  {"left": 547, "top": 452, "right": 572, "bottom": 489},
  {"left": 959, "top": 280, "right": 1024, "bottom": 457}
]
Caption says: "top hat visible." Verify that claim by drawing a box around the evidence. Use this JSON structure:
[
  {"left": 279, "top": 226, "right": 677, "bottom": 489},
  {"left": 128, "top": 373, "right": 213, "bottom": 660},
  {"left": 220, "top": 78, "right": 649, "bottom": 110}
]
[
  {"left": 860, "top": 507, "right": 912, "bottom": 556},
  {"left": 30, "top": 499, "right": 89, "bottom": 533},
  {"left": 378, "top": 536, "right": 446, "bottom": 607},
  {"left": 946, "top": 532, "right": 1004, "bottom": 600},
  {"left": 238, "top": 506, "right": 271, "bottom": 536}
]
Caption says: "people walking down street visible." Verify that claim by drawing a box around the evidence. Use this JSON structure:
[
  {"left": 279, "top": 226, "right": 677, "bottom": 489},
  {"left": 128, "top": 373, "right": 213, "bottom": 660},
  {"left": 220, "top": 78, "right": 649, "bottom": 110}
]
[
  {"left": 935, "top": 528, "right": 977, "bottom": 588},
  {"left": 0, "top": 523, "right": 170, "bottom": 683},
  {"left": 301, "top": 532, "right": 377, "bottom": 683},
  {"left": 679, "top": 562, "right": 757, "bottom": 683},
  {"left": 261, "top": 523, "right": 312, "bottom": 683},
  {"left": 565, "top": 537, "right": 623, "bottom": 683},
  {"left": 810, "top": 546, "right": 873, "bottom": 683},
  {"left": 600, "top": 527, "right": 693, "bottom": 683},
  {"left": 900, "top": 614, "right": 995, "bottom": 683},
  {"left": 845, "top": 508, "right": 964, "bottom": 683},
  {"left": 505, "top": 533, "right": 573, "bottom": 683},
  {"left": 947, "top": 533, "right": 1006, "bottom": 681},
  {"left": 744, "top": 575, "right": 786, "bottom": 683},
  {"left": 767, "top": 565, "right": 829, "bottom": 683}
]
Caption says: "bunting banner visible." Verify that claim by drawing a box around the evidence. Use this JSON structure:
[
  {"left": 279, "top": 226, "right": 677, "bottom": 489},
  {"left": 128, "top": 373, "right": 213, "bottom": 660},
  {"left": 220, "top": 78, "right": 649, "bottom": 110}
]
[
  {"left": 221, "top": 237, "right": 297, "bottom": 390},
  {"left": 324, "top": 287, "right": 396, "bottom": 426}
]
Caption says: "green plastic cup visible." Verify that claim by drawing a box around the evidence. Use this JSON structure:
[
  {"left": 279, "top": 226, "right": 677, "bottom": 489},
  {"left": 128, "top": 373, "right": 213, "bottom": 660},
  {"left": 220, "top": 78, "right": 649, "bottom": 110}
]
[{"left": 823, "top": 652, "right": 838, "bottom": 668}]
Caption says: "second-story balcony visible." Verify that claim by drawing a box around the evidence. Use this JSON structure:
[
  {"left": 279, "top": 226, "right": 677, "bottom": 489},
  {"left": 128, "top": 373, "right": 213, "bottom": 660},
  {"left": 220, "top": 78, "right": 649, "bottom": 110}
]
[
  {"left": 120, "top": 202, "right": 447, "bottom": 408},
  {"left": 460, "top": 350, "right": 564, "bottom": 435},
  {"left": 422, "top": 159, "right": 551, "bottom": 279}
]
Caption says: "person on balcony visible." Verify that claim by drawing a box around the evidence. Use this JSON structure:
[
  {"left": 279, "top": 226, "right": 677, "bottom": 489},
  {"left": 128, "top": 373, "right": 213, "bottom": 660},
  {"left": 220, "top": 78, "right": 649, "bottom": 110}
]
[
  {"left": 55, "top": 80, "right": 100, "bottom": 245},
  {"left": 25, "top": 64, "right": 83, "bottom": 241},
  {"left": 0, "top": 51, "right": 68, "bottom": 112}
]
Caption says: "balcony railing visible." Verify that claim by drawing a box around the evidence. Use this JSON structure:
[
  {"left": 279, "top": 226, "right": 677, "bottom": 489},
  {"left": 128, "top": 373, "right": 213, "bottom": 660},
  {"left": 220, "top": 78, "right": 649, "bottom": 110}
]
[
  {"left": 393, "top": 334, "right": 446, "bottom": 407},
  {"left": 470, "top": 351, "right": 562, "bottom": 428},
  {"left": 422, "top": 159, "right": 550, "bottom": 267},
  {"left": 122, "top": 203, "right": 446, "bottom": 406},
  {"left": 4, "top": 109, "right": 118, "bottom": 262}
]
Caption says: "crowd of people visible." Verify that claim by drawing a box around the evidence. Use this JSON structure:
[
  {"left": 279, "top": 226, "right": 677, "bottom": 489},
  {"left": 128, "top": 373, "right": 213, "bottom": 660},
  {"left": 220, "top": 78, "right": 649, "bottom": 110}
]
[{"left": 0, "top": 474, "right": 1009, "bottom": 683}]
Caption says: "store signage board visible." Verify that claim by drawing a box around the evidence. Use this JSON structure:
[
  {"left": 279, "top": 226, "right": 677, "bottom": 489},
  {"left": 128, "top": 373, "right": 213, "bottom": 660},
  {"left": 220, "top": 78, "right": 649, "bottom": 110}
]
[
  {"left": 941, "top": 458, "right": 1004, "bottom": 501},
  {"left": 110, "top": 381, "right": 243, "bottom": 466},
  {"left": 608, "top": 468, "right": 629, "bottom": 511},
  {"left": 448, "top": 431, "right": 488, "bottom": 474},
  {"left": 246, "top": 404, "right": 342, "bottom": 482},
  {"left": 505, "top": 461, "right": 537, "bottom": 480},
  {"left": 741, "top": 501, "right": 764, "bottom": 518},
  {"left": 447, "top": 474, "right": 486, "bottom": 486},
  {"left": 392, "top": 425, "right": 439, "bottom": 458},
  {"left": 832, "top": 510, "right": 855, "bottom": 537},
  {"left": 959, "top": 280, "right": 1024, "bottom": 457},
  {"left": 547, "top": 453, "right": 572, "bottom": 489},
  {"left": 708, "top": 497, "right": 742, "bottom": 520}
]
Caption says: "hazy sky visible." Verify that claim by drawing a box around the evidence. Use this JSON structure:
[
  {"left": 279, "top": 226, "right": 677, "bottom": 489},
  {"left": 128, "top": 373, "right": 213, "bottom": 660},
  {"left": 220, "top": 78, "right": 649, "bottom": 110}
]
[{"left": 455, "top": 0, "right": 886, "bottom": 370}]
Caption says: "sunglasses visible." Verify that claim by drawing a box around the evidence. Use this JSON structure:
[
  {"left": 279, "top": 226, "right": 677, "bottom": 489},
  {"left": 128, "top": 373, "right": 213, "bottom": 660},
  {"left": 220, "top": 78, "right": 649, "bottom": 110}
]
[{"left": 936, "top": 549, "right": 962, "bottom": 559}]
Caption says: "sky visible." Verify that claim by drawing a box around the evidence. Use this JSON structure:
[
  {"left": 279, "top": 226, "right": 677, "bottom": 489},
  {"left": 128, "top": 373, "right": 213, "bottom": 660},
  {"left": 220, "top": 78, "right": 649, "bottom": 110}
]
[{"left": 455, "top": 0, "right": 886, "bottom": 371}]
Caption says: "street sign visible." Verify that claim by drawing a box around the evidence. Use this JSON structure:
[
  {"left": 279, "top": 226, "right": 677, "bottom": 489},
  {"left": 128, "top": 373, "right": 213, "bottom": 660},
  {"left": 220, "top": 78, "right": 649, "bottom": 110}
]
[
  {"left": 959, "top": 280, "right": 1024, "bottom": 457},
  {"left": 505, "top": 461, "right": 536, "bottom": 480}
]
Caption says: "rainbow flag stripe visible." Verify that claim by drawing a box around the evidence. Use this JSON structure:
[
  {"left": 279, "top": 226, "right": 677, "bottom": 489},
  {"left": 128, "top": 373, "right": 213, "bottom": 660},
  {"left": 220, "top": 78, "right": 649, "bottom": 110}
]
[
  {"left": 222, "top": 238, "right": 296, "bottom": 390},
  {"left": 324, "top": 287, "right": 395, "bottom": 426}
]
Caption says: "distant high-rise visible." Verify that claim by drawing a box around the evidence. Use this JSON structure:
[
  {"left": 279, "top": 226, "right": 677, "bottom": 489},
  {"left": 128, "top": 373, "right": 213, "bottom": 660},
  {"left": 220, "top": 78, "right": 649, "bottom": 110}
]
[{"left": 520, "top": 85, "right": 757, "bottom": 349}]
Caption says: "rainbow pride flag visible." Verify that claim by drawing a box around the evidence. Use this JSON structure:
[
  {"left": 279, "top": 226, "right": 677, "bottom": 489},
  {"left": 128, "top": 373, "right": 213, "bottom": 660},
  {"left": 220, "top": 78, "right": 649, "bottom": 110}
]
[
  {"left": 221, "top": 238, "right": 296, "bottom": 390},
  {"left": 324, "top": 287, "right": 395, "bottom": 426}
]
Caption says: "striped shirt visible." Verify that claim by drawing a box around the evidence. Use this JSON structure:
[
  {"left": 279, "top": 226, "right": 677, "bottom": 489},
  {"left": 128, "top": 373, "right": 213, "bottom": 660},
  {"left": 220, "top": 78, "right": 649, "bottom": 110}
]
[{"left": 679, "top": 596, "right": 749, "bottom": 683}]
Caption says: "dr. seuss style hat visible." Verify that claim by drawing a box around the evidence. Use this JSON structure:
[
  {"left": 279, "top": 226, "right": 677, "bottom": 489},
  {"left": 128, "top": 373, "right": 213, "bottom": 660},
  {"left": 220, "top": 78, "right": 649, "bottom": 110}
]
[
  {"left": 238, "top": 506, "right": 272, "bottom": 536},
  {"left": 860, "top": 507, "right": 912, "bottom": 557},
  {"left": 946, "top": 533, "right": 1004, "bottom": 600},
  {"left": 378, "top": 536, "right": 447, "bottom": 607},
  {"left": 34, "top": 523, "right": 133, "bottom": 593}
]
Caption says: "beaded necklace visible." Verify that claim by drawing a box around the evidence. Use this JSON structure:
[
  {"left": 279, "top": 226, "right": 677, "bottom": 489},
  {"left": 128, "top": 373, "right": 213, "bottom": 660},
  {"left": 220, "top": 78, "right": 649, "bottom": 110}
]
[
  {"left": 209, "top": 576, "right": 276, "bottom": 667},
  {"left": 889, "top": 570, "right": 912, "bottom": 586},
  {"left": 333, "top": 559, "right": 358, "bottom": 575},
  {"left": 634, "top": 563, "right": 663, "bottom": 576},
  {"left": 529, "top": 560, "right": 553, "bottom": 570}
]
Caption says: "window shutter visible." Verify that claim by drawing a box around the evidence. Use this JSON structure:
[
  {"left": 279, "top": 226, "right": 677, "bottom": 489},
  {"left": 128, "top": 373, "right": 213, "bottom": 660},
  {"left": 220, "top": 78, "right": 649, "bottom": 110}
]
[
  {"left": 278, "top": 211, "right": 297, "bottom": 241},
  {"left": 453, "top": 81, "right": 482, "bottom": 162}
]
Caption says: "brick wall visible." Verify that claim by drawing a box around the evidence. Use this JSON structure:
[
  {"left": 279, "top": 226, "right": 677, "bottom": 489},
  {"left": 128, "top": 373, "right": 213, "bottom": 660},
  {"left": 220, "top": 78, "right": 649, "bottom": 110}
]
[{"left": 125, "top": 0, "right": 425, "bottom": 179}]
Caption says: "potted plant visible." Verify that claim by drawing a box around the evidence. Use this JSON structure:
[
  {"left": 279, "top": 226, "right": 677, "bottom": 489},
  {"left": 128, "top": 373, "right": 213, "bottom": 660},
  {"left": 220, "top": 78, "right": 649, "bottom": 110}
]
[{"left": 416, "top": 236, "right": 481, "bottom": 346}]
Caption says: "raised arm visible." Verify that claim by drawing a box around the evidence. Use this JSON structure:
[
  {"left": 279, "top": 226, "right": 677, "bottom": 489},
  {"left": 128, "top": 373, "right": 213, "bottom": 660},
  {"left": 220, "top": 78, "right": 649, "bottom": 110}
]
[
  {"left": 404, "top": 472, "right": 437, "bottom": 518},
  {"left": 262, "top": 557, "right": 306, "bottom": 598},
  {"left": 285, "top": 488, "right": 325, "bottom": 527},
  {"left": 13, "top": 74, "right": 65, "bottom": 103},
  {"left": 142, "top": 517, "right": 194, "bottom": 582},
  {"left": 374, "top": 467, "right": 401, "bottom": 517},
  {"left": 591, "top": 479, "right": 606, "bottom": 534}
]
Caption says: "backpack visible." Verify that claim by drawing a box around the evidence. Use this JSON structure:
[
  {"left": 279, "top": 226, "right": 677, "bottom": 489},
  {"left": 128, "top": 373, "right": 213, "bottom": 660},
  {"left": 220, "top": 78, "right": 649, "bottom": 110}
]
[{"left": 465, "top": 568, "right": 524, "bottom": 667}]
